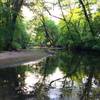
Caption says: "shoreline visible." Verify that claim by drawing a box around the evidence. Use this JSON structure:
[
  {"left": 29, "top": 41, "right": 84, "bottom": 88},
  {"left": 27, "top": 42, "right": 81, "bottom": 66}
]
[{"left": 0, "top": 48, "right": 49, "bottom": 68}]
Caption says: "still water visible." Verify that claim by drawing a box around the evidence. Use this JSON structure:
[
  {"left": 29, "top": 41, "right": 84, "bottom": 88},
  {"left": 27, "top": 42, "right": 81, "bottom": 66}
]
[{"left": 0, "top": 51, "right": 100, "bottom": 100}]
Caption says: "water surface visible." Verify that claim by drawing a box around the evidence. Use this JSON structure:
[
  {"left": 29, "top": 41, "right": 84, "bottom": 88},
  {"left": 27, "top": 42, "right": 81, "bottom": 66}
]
[{"left": 0, "top": 51, "right": 100, "bottom": 100}]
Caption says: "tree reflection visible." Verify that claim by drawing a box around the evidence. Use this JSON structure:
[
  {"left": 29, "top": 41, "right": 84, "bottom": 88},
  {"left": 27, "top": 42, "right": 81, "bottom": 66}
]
[
  {"left": 43, "top": 51, "right": 100, "bottom": 100},
  {"left": 0, "top": 66, "right": 25, "bottom": 100},
  {"left": 0, "top": 51, "right": 100, "bottom": 100}
]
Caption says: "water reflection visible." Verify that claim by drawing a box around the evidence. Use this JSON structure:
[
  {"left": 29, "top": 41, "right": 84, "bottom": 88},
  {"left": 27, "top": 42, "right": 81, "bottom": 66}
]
[{"left": 0, "top": 51, "right": 100, "bottom": 100}]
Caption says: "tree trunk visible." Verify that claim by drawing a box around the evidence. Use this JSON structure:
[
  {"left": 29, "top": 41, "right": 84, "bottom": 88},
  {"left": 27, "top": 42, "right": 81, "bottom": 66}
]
[
  {"left": 78, "top": 0, "right": 95, "bottom": 37},
  {"left": 7, "top": 0, "right": 24, "bottom": 50}
]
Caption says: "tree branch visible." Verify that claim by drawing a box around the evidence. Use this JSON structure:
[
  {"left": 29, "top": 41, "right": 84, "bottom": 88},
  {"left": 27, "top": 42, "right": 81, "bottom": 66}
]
[{"left": 78, "top": 0, "right": 95, "bottom": 37}]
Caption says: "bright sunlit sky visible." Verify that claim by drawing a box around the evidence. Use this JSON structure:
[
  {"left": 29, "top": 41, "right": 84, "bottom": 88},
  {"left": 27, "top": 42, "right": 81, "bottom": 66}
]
[
  {"left": 22, "top": 0, "right": 60, "bottom": 22},
  {"left": 22, "top": 0, "right": 98, "bottom": 22},
  {"left": 22, "top": 6, "right": 33, "bottom": 20}
]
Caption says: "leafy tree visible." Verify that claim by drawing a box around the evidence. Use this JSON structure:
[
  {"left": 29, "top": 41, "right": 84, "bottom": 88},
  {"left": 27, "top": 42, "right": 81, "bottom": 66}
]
[
  {"left": 12, "top": 18, "right": 30, "bottom": 49},
  {"left": 0, "top": 0, "right": 24, "bottom": 50},
  {"left": 93, "top": 12, "right": 100, "bottom": 37},
  {"left": 34, "top": 17, "right": 59, "bottom": 46}
]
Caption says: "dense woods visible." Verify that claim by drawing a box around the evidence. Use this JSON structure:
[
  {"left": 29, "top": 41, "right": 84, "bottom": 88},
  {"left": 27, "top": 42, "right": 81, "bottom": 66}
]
[
  {"left": 0, "top": 1, "right": 100, "bottom": 99},
  {"left": 0, "top": 0, "right": 100, "bottom": 51}
]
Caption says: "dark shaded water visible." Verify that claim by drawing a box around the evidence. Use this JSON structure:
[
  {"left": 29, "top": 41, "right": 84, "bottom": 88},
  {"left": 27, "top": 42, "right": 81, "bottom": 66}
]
[{"left": 0, "top": 51, "right": 100, "bottom": 100}]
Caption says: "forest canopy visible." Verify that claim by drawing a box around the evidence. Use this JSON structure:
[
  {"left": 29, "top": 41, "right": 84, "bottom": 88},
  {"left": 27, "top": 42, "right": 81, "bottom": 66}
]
[{"left": 0, "top": 0, "right": 100, "bottom": 51}]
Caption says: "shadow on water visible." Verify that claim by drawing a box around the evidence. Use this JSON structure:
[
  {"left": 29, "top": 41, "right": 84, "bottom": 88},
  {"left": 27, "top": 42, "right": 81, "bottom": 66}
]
[{"left": 0, "top": 51, "right": 100, "bottom": 100}]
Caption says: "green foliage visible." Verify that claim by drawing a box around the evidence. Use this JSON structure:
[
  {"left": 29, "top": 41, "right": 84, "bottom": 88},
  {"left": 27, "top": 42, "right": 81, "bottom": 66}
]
[
  {"left": 13, "top": 18, "right": 30, "bottom": 49},
  {"left": 0, "top": 1, "right": 30, "bottom": 51},
  {"left": 0, "top": 0, "right": 100, "bottom": 51},
  {"left": 57, "top": 8, "right": 84, "bottom": 47},
  {"left": 0, "top": 33, "right": 4, "bottom": 51},
  {"left": 0, "top": 0, "right": 26, "bottom": 51},
  {"left": 11, "top": 42, "right": 22, "bottom": 49},
  {"left": 56, "top": 6, "right": 100, "bottom": 50},
  {"left": 34, "top": 18, "right": 59, "bottom": 46},
  {"left": 93, "top": 12, "right": 100, "bottom": 37},
  {"left": 0, "top": 1, "right": 12, "bottom": 50}
]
